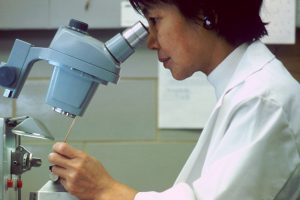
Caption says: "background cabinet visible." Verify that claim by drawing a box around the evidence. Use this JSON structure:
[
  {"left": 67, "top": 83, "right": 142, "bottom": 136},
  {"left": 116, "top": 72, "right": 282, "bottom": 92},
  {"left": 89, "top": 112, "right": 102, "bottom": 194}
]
[
  {"left": 0, "top": 0, "right": 49, "bottom": 29},
  {"left": 49, "top": 0, "right": 124, "bottom": 28},
  {"left": 0, "top": 0, "right": 125, "bottom": 29},
  {"left": 0, "top": 0, "right": 300, "bottom": 29}
]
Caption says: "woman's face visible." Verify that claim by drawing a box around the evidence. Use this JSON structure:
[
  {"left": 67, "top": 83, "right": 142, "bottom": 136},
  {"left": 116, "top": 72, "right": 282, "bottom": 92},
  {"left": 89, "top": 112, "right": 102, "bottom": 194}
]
[{"left": 143, "top": 3, "right": 232, "bottom": 80}]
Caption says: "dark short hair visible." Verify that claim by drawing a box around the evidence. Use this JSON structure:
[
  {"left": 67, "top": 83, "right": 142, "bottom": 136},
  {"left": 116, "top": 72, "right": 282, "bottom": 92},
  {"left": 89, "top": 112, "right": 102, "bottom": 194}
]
[{"left": 129, "top": 0, "right": 268, "bottom": 46}]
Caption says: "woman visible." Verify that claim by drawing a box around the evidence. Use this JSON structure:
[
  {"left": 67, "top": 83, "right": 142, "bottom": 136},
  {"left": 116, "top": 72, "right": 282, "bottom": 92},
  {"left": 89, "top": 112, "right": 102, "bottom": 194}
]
[{"left": 49, "top": 0, "right": 300, "bottom": 199}]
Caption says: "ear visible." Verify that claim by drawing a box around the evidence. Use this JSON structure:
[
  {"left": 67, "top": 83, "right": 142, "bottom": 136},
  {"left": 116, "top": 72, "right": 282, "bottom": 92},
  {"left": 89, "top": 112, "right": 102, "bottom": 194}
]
[
  {"left": 202, "top": 10, "right": 218, "bottom": 30},
  {"left": 203, "top": 15, "right": 215, "bottom": 30}
]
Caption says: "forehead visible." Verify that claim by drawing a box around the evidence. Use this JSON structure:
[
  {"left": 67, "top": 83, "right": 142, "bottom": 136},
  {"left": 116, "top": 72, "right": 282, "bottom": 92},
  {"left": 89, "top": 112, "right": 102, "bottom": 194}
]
[
  {"left": 135, "top": 1, "right": 171, "bottom": 15},
  {"left": 140, "top": 2, "right": 176, "bottom": 17}
]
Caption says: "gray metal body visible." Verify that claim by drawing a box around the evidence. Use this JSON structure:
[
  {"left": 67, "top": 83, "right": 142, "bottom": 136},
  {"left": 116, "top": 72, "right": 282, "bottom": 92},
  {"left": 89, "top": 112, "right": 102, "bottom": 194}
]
[
  {"left": 0, "top": 117, "right": 54, "bottom": 200},
  {"left": 0, "top": 118, "right": 16, "bottom": 200}
]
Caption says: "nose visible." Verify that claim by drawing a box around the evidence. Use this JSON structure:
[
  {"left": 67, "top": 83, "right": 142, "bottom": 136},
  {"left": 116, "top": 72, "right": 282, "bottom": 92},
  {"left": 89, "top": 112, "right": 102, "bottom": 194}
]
[{"left": 146, "top": 29, "right": 159, "bottom": 50}]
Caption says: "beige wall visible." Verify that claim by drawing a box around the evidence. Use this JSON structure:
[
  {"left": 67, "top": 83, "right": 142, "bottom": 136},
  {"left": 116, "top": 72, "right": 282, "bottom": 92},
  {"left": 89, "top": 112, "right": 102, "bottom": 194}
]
[{"left": 268, "top": 29, "right": 300, "bottom": 81}]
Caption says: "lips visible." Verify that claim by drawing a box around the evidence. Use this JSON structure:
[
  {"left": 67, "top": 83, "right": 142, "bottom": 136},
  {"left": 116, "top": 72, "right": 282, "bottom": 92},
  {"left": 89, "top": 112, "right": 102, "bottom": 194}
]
[
  {"left": 159, "top": 57, "right": 171, "bottom": 67},
  {"left": 159, "top": 58, "right": 172, "bottom": 69},
  {"left": 159, "top": 57, "right": 170, "bottom": 63}
]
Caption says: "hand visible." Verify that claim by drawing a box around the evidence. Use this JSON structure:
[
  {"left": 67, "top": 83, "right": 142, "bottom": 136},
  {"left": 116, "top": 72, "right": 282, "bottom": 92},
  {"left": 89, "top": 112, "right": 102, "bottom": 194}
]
[{"left": 48, "top": 142, "right": 137, "bottom": 200}]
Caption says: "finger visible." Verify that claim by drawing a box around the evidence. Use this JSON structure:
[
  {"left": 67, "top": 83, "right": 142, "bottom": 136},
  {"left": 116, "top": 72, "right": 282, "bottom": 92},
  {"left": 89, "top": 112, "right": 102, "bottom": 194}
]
[
  {"left": 48, "top": 152, "right": 73, "bottom": 169},
  {"left": 59, "top": 175, "right": 84, "bottom": 196},
  {"left": 51, "top": 164, "right": 68, "bottom": 179},
  {"left": 60, "top": 177, "right": 67, "bottom": 189},
  {"left": 52, "top": 142, "right": 81, "bottom": 159}
]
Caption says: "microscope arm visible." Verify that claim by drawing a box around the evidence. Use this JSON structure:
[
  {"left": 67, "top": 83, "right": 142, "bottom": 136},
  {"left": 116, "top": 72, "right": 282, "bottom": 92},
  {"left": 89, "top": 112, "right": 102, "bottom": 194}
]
[
  {"left": 0, "top": 39, "right": 119, "bottom": 99},
  {"left": 0, "top": 39, "right": 37, "bottom": 98}
]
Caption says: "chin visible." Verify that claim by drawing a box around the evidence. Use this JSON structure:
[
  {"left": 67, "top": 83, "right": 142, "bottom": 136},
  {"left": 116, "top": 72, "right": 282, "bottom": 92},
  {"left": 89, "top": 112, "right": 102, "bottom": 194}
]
[
  {"left": 171, "top": 70, "right": 192, "bottom": 81},
  {"left": 171, "top": 73, "right": 189, "bottom": 81}
]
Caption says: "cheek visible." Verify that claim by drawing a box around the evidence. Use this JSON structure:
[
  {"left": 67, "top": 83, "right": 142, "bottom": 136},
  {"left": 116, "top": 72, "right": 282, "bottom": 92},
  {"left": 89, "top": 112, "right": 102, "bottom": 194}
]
[
  {"left": 173, "top": 42, "right": 198, "bottom": 66},
  {"left": 158, "top": 27, "right": 204, "bottom": 69}
]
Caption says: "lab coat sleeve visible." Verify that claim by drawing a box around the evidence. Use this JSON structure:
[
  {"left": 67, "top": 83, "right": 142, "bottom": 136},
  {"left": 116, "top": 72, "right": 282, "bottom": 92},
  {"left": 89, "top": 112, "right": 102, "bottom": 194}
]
[
  {"left": 135, "top": 96, "right": 300, "bottom": 200},
  {"left": 135, "top": 182, "right": 196, "bottom": 200},
  {"left": 192, "top": 96, "right": 300, "bottom": 199}
]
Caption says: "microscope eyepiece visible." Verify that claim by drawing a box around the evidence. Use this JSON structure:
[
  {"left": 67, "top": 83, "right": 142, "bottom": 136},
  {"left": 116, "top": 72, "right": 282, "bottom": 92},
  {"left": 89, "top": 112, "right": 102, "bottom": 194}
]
[
  {"left": 122, "top": 21, "right": 148, "bottom": 47},
  {"left": 105, "top": 21, "right": 148, "bottom": 63}
]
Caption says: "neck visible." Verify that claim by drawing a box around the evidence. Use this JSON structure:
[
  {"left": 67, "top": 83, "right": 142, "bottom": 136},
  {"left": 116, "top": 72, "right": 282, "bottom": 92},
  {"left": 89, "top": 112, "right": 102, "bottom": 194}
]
[{"left": 205, "top": 39, "right": 235, "bottom": 75}]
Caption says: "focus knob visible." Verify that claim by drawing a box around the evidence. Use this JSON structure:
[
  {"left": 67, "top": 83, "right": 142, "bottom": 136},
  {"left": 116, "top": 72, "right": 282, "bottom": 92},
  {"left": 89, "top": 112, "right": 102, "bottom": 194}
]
[
  {"left": 30, "top": 157, "right": 42, "bottom": 167},
  {"left": 68, "top": 19, "right": 88, "bottom": 33},
  {"left": 0, "top": 66, "right": 17, "bottom": 87}
]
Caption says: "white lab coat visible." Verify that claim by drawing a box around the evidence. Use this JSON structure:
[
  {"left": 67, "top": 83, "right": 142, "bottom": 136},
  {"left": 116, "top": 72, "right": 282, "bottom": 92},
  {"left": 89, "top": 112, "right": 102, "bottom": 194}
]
[{"left": 135, "top": 41, "right": 300, "bottom": 200}]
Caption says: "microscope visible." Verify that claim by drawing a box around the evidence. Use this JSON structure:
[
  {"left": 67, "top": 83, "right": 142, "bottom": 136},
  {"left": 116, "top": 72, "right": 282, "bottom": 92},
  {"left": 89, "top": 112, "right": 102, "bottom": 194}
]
[{"left": 0, "top": 19, "right": 148, "bottom": 200}]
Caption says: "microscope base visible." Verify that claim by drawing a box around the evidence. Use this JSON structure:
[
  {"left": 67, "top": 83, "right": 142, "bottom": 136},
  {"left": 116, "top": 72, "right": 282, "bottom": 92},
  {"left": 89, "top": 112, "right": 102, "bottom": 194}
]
[{"left": 29, "top": 181, "right": 78, "bottom": 200}]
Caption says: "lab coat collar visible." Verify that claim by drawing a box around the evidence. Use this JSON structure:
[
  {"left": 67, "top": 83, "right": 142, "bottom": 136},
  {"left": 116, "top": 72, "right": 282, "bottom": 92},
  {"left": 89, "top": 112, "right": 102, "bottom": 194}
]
[
  {"left": 224, "top": 40, "right": 276, "bottom": 96},
  {"left": 208, "top": 43, "right": 248, "bottom": 100}
]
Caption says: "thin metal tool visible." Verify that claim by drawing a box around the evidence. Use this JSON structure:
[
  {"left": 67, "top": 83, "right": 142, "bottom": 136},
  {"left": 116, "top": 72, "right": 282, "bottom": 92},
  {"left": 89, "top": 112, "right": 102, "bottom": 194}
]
[
  {"left": 63, "top": 117, "right": 77, "bottom": 143},
  {"left": 49, "top": 118, "right": 77, "bottom": 182}
]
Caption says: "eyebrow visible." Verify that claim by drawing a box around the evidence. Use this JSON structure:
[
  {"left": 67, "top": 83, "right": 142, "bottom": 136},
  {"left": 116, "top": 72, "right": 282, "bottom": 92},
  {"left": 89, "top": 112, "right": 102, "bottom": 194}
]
[{"left": 139, "top": 3, "right": 157, "bottom": 18}]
